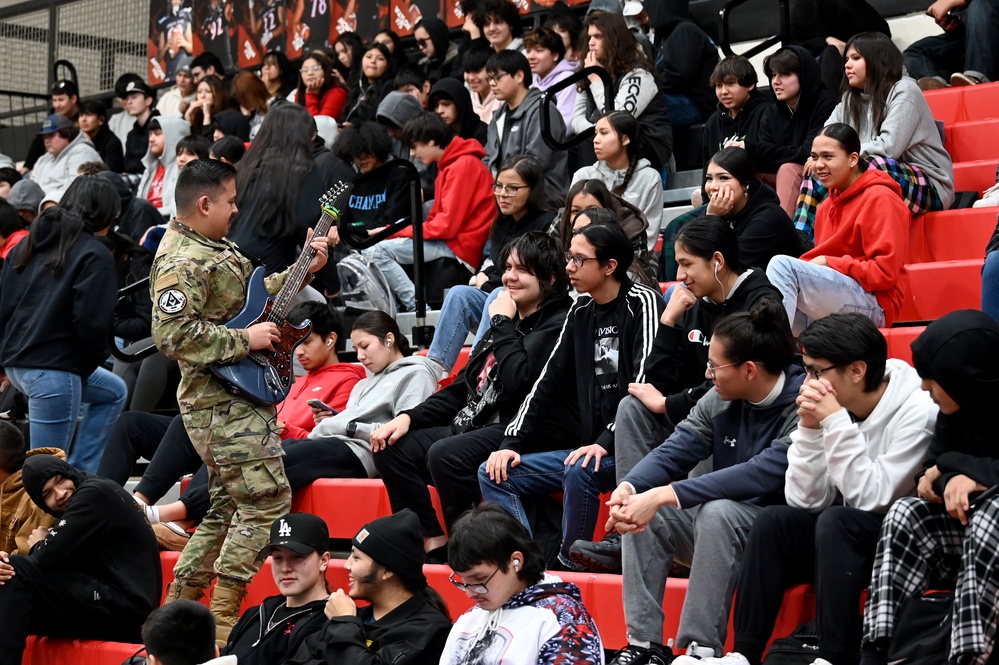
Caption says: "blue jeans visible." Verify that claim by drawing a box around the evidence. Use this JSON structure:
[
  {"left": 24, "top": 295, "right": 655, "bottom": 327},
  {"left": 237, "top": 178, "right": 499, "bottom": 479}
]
[
  {"left": 665, "top": 93, "right": 703, "bottom": 130},
  {"left": 363, "top": 238, "right": 458, "bottom": 311},
  {"left": 903, "top": 0, "right": 999, "bottom": 81},
  {"left": 766, "top": 255, "right": 886, "bottom": 335},
  {"left": 982, "top": 251, "right": 999, "bottom": 321},
  {"left": 6, "top": 366, "right": 127, "bottom": 473},
  {"left": 478, "top": 449, "right": 618, "bottom": 565},
  {"left": 426, "top": 285, "right": 489, "bottom": 371}
]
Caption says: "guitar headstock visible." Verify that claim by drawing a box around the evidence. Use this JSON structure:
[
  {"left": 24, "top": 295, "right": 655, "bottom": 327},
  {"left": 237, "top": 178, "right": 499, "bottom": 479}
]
[{"left": 320, "top": 181, "right": 354, "bottom": 219}]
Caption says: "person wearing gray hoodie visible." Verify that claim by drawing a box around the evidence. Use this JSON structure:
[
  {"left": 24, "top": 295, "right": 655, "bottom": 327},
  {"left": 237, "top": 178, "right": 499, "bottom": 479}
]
[
  {"left": 138, "top": 116, "right": 192, "bottom": 220},
  {"left": 30, "top": 114, "right": 101, "bottom": 203}
]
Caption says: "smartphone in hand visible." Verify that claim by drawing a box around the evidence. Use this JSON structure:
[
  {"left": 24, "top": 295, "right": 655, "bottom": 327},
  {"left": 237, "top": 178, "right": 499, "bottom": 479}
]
[{"left": 307, "top": 399, "right": 338, "bottom": 415}]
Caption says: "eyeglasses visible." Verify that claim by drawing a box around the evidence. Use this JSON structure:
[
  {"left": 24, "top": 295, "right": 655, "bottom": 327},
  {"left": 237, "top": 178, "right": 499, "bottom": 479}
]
[
  {"left": 301, "top": 66, "right": 323, "bottom": 73},
  {"left": 706, "top": 359, "right": 741, "bottom": 379},
  {"left": 487, "top": 72, "right": 512, "bottom": 85},
  {"left": 565, "top": 252, "right": 600, "bottom": 268},
  {"left": 491, "top": 182, "right": 526, "bottom": 196},
  {"left": 805, "top": 363, "right": 841, "bottom": 380},
  {"left": 449, "top": 567, "right": 500, "bottom": 594}
]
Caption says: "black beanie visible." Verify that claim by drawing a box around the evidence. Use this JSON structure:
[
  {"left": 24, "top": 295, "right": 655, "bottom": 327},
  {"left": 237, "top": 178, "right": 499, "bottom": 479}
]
[{"left": 352, "top": 509, "right": 426, "bottom": 587}]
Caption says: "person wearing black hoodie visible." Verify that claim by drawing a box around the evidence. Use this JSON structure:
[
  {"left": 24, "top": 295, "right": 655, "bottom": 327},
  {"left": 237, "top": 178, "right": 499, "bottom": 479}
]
[
  {"left": 429, "top": 77, "right": 487, "bottom": 146},
  {"left": 0, "top": 454, "right": 160, "bottom": 665},
  {"left": 646, "top": 12, "right": 719, "bottom": 128},
  {"left": 700, "top": 57, "right": 771, "bottom": 166},
  {"left": 570, "top": 216, "right": 784, "bottom": 572},
  {"left": 286, "top": 510, "right": 452, "bottom": 665},
  {"left": 415, "top": 17, "right": 460, "bottom": 83},
  {"left": 98, "top": 170, "right": 163, "bottom": 243},
  {"left": 742, "top": 46, "right": 838, "bottom": 219},
  {"left": 221, "top": 513, "right": 332, "bottom": 664},
  {"left": 370, "top": 232, "right": 577, "bottom": 556},
  {"left": 860, "top": 310, "right": 999, "bottom": 665}
]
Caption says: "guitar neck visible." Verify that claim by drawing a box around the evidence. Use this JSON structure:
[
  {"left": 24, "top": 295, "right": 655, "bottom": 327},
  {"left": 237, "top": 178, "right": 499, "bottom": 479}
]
[{"left": 269, "top": 200, "right": 342, "bottom": 322}]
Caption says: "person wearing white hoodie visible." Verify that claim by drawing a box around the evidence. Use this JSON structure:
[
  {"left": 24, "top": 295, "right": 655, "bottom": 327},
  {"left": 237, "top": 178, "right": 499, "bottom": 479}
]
[
  {"left": 697, "top": 314, "right": 937, "bottom": 665},
  {"left": 138, "top": 115, "right": 191, "bottom": 220},
  {"left": 29, "top": 113, "right": 101, "bottom": 203},
  {"left": 571, "top": 111, "right": 664, "bottom": 252},
  {"left": 142, "top": 599, "right": 238, "bottom": 665},
  {"left": 441, "top": 504, "right": 604, "bottom": 665}
]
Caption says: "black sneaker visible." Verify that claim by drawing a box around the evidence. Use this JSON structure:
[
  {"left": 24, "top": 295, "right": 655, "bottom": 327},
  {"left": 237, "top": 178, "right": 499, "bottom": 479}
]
[
  {"left": 568, "top": 530, "right": 622, "bottom": 572},
  {"left": 609, "top": 644, "right": 672, "bottom": 665}
]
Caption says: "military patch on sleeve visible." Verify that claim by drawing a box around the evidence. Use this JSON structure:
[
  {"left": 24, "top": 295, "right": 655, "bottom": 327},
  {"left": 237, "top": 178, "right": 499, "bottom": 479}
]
[{"left": 158, "top": 289, "right": 188, "bottom": 314}]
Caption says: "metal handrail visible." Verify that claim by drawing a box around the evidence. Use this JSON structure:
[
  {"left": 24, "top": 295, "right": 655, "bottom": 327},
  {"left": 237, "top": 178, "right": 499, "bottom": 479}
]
[
  {"left": 539, "top": 65, "right": 615, "bottom": 152},
  {"left": 718, "top": 0, "right": 791, "bottom": 57},
  {"left": 109, "top": 278, "right": 157, "bottom": 363}
]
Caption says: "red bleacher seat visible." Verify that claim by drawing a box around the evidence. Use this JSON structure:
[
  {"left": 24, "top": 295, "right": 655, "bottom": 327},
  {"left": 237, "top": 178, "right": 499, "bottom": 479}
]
[
  {"left": 23, "top": 637, "right": 143, "bottom": 665},
  {"left": 897, "top": 259, "right": 983, "bottom": 323},
  {"left": 300, "top": 478, "right": 400, "bottom": 538},
  {"left": 880, "top": 326, "right": 926, "bottom": 364},
  {"left": 907, "top": 208, "right": 995, "bottom": 263},
  {"left": 946, "top": 120, "right": 999, "bottom": 163},
  {"left": 925, "top": 82, "right": 999, "bottom": 123},
  {"left": 953, "top": 160, "right": 998, "bottom": 196}
]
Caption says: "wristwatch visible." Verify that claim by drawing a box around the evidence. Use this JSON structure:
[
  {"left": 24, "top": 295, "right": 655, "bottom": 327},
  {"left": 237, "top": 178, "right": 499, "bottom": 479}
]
[
  {"left": 491, "top": 314, "right": 513, "bottom": 327},
  {"left": 345, "top": 421, "right": 358, "bottom": 438}
]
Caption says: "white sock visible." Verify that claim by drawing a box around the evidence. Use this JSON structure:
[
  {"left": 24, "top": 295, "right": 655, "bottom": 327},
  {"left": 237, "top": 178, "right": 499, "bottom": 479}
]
[{"left": 631, "top": 640, "right": 651, "bottom": 649}]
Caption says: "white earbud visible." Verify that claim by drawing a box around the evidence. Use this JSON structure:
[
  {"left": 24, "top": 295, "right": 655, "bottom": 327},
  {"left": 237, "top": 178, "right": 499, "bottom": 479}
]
[
  {"left": 386, "top": 339, "right": 393, "bottom": 347},
  {"left": 714, "top": 260, "right": 720, "bottom": 274},
  {"left": 513, "top": 560, "right": 520, "bottom": 571},
  {"left": 326, "top": 341, "right": 333, "bottom": 347}
]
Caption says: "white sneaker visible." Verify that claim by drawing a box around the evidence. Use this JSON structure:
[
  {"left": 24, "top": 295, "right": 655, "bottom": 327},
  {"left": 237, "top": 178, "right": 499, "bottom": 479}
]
[
  {"left": 808, "top": 659, "right": 834, "bottom": 665},
  {"left": 671, "top": 642, "right": 727, "bottom": 665},
  {"left": 973, "top": 182, "right": 999, "bottom": 208},
  {"left": 685, "top": 653, "right": 751, "bottom": 665}
]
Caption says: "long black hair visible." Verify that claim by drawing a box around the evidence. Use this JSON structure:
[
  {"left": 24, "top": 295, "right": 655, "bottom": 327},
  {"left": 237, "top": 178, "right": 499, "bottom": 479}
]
[
  {"left": 12, "top": 207, "right": 84, "bottom": 275},
  {"left": 599, "top": 111, "right": 640, "bottom": 195},
  {"left": 351, "top": 311, "right": 414, "bottom": 357},
  {"left": 234, "top": 103, "right": 314, "bottom": 239},
  {"left": 840, "top": 32, "right": 903, "bottom": 136}
]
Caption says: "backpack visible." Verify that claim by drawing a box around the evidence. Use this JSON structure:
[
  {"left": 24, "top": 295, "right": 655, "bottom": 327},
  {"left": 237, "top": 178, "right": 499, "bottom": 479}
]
[
  {"left": 762, "top": 621, "right": 821, "bottom": 665},
  {"left": 887, "top": 591, "right": 953, "bottom": 665},
  {"left": 336, "top": 250, "right": 397, "bottom": 318}
]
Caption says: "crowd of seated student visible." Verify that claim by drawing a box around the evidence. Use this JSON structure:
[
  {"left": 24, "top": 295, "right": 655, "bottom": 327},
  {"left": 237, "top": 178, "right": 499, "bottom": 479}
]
[{"left": 7, "top": 3, "right": 999, "bottom": 664}]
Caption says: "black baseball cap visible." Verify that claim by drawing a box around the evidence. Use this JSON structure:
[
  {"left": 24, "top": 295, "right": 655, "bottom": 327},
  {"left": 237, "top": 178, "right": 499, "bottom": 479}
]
[
  {"left": 51, "top": 79, "right": 79, "bottom": 97},
  {"left": 123, "top": 79, "right": 155, "bottom": 99},
  {"left": 256, "top": 513, "right": 330, "bottom": 561}
]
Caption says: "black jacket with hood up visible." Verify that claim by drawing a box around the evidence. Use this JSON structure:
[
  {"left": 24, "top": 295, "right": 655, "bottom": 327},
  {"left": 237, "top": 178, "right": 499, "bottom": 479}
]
[
  {"left": 0, "top": 210, "right": 117, "bottom": 377},
  {"left": 21, "top": 455, "right": 160, "bottom": 621},
  {"left": 744, "top": 45, "right": 838, "bottom": 171},
  {"left": 649, "top": 16, "right": 719, "bottom": 120},
  {"left": 910, "top": 310, "right": 999, "bottom": 495},
  {"left": 223, "top": 595, "right": 328, "bottom": 665},
  {"left": 418, "top": 17, "right": 460, "bottom": 83},
  {"left": 428, "top": 78, "right": 487, "bottom": 146},
  {"left": 97, "top": 170, "right": 162, "bottom": 244},
  {"left": 646, "top": 269, "right": 783, "bottom": 424}
]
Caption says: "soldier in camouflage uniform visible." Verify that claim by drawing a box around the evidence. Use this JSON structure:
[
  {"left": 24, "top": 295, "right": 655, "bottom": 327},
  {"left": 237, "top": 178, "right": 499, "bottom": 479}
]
[{"left": 149, "top": 159, "right": 330, "bottom": 644}]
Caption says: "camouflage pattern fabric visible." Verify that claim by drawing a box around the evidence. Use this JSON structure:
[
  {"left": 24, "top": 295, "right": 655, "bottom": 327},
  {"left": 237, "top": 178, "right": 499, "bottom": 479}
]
[{"left": 150, "top": 220, "right": 291, "bottom": 585}]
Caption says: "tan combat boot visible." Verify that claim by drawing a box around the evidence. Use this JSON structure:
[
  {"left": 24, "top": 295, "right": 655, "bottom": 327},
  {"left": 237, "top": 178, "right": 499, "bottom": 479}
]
[
  {"left": 210, "top": 579, "right": 248, "bottom": 648},
  {"left": 163, "top": 581, "right": 206, "bottom": 604}
]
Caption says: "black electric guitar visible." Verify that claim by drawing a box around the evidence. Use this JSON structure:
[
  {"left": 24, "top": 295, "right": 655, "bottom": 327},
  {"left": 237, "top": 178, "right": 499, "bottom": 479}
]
[{"left": 210, "top": 181, "right": 353, "bottom": 405}]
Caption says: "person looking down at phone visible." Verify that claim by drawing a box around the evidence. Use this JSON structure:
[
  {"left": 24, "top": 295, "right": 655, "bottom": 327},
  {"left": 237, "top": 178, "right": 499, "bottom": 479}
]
[{"left": 859, "top": 309, "right": 999, "bottom": 665}]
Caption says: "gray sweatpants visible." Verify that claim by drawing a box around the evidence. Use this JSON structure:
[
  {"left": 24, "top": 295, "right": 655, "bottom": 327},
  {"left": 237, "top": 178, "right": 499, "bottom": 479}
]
[{"left": 622, "top": 499, "right": 761, "bottom": 653}]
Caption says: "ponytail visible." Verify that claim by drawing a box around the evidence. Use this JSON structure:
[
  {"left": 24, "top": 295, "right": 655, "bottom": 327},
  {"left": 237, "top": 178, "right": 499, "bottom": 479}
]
[{"left": 711, "top": 297, "right": 795, "bottom": 374}]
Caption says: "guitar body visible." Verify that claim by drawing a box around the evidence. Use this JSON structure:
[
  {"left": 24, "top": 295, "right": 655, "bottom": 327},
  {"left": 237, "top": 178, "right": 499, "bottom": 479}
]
[{"left": 210, "top": 267, "right": 313, "bottom": 406}]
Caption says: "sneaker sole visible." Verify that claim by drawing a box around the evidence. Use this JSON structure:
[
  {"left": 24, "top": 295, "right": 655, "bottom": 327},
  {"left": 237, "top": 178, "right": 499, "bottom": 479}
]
[{"left": 568, "top": 549, "right": 622, "bottom": 573}]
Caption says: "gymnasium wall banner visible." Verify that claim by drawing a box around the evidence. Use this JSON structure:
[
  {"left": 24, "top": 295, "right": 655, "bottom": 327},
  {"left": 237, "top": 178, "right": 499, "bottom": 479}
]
[{"left": 148, "top": 0, "right": 588, "bottom": 84}]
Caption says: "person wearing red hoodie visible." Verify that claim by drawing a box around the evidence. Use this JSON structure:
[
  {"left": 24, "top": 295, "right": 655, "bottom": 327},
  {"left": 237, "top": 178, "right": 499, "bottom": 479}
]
[
  {"left": 766, "top": 123, "right": 909, "bottom": 335},
  {"left": 362, "top": 111, "right": 495, "bottom": 312}
]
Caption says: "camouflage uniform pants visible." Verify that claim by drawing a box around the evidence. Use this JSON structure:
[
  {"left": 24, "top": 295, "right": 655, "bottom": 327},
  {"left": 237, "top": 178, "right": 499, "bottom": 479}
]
[{"left": 172, "top": 399, "right": 291, "bottom": 587}]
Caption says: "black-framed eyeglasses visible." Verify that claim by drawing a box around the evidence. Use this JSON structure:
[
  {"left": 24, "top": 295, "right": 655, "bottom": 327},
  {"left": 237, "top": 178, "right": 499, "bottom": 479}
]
[
  {"left": 449, "top": 567, "right": 500, "bottom": 594},
  {"left": 805, "top": 363, "right": 842, "bottom": 380},
  {"left": 491, "top": 182, "right": 526, "bottom": 196},
  {"left": 706, "top": 359, "right": 740, "bottom": 379},
  {"left": 565, "top": 252, "right": 600, "bottom": 268},
  {"left": 487, "top": 72, "right": 512, "bottom": 85}
]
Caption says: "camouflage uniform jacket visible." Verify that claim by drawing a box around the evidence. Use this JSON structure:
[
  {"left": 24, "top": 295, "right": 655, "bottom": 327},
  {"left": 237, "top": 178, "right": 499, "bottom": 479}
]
[{"left": 150, "top": 219, "right": 287, "bottom": 415}]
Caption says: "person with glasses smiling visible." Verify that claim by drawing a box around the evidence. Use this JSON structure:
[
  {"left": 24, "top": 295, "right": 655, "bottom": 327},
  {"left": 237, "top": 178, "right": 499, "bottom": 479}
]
[
  {"left": 480, "top": 222, "right": 664, "bottom": 571},
  {"left": 602, "top": 298, "right": 802, "bottom": 665},
  {"left": 440, "top": 503, "right": 604, "bottom": 665},
  {"left": 717, "top": 313, "right": 936, "bottom": 665},
  {"left": 483, "top": 49, "right": 569, "bottom": 202}
]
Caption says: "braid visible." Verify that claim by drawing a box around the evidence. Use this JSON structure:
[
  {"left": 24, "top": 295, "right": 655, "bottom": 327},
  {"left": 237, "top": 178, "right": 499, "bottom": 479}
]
[{"left": 613, "top": 154, "right": 638, "bottom": 196}]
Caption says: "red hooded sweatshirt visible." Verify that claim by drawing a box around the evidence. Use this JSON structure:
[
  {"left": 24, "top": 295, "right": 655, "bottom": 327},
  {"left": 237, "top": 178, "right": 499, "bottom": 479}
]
[
  {"left": 393, "top": 135, "right": 495, "bottom": 268},
  {"left": 801, "top": 169, "right": 910, "bottom": 325},
  {"left": 277, "top": 363, "right": 366, "bottom": 440}
]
